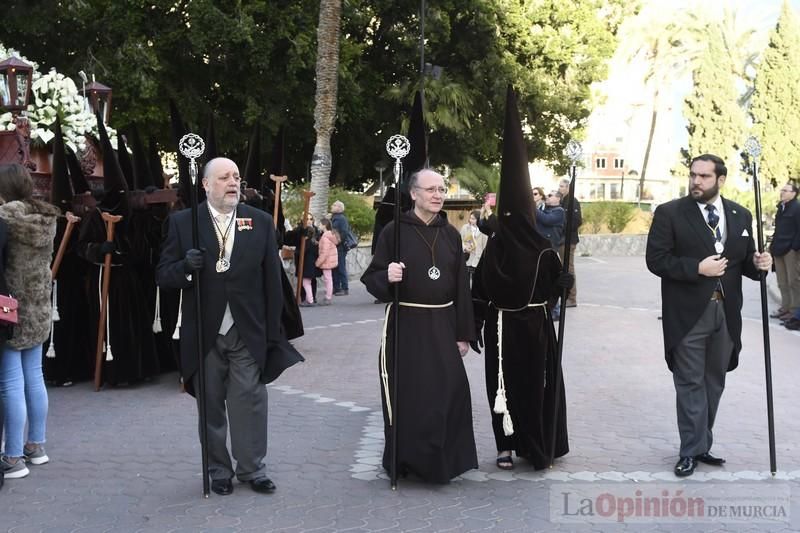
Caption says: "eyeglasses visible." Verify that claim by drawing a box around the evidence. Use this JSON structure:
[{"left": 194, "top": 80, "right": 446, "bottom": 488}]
[{"left": 415, "top": 186, "right": 447, "bottom": 195}]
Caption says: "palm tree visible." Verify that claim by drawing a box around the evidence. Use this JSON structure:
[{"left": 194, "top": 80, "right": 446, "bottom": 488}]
[
  {"left": 309, "top": 0, "right": 342, "bottom": 219},
  {"left": 622, "top": 8, "right": 705, "bottom": 200}
]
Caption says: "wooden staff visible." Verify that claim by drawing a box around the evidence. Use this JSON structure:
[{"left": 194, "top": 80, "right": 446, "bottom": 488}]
[
  {"left": 93, "top": 212, "right": 123, "bottom": 391},
  {"left": 295, "top": 190, "right": 315, "bottom": 303},
  {"left": 51, "top": 212, "right": 80, "bottom": 279},
  {"left": 270, "top": 174, "right": 288, "bottom": 229}
]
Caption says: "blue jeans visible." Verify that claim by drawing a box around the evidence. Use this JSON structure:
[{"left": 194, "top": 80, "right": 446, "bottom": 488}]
[
  {"left": 333, "top": 246, "right": 349, "bottom": 291},
  {"left": 0, "top": 344, "right": 48, "bottom": 458}
]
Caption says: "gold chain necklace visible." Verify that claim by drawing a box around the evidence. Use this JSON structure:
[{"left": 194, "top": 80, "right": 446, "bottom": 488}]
[{"left": 210, "top": 209, "right": 236, "bottom": 272}]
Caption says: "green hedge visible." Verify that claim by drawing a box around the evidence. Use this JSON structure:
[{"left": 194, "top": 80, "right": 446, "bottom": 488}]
[
  {"left": 581, "top": 201, "right": 637, "bottom": 234},
  {"left": 282, "top": 185, "right": 374, "bottom": 240}
]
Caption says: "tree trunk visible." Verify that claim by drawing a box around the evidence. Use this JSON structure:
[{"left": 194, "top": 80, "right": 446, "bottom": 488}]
[
  {"left": 638, "top": 89, "right": 659, "bottom": 205},
  {"left": 309, "top": 0, "right": 342, "bottom": 220}
]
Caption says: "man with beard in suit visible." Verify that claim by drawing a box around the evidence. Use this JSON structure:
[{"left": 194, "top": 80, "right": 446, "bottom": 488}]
[
  {"left": 157, "top": 157, "right": 302, "bottom": 495},
  {"left": 646, "top": 154, "right": 771, "bottom": 477}
]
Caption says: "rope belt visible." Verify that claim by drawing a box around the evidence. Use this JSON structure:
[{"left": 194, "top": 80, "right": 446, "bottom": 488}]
[
  {"left": 493, "top": 301, "right": 547, "bottom": 436},
  {"left": 380, "top": 300, "right": 454, "bottom": 426}
]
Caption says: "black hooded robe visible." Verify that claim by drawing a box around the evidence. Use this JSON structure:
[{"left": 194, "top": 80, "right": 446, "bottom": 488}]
[
  {"left": 44, "top": 217, "right": 93, "bottom": 384},
  {"left": 361, "top": 211, "right": 477, "bottom": 483},
  {"left": 77, "top": 208, "right": 159, "bottom": 385},
  {"left": 473, "top": 230, "right": 569, "bottom": 469}
]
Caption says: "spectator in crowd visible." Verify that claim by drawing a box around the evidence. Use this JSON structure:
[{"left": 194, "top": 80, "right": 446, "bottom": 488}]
[
  {"left": 0, "top": 215, "right": 8, "bottom": 490},
  {"left": 315, "top": 218, "right": 339, "bottom": 306},
  {"left": 559, "top": 178, "right": 582, "bottom": 307},
  {"left": 0, "top": 163, "right": 60, "bottom": 480},
  {"left": 331, "top": 201, "right": 353, "bottom": 295},
  {"left": 460, "top": 210, "right": 487, "bottom": 286},
  {"left": 536, "top": 190, "right": 566, "bottom": 250},
  {"left": 769, "top": 182, "right": 800, "bottom": 323}
]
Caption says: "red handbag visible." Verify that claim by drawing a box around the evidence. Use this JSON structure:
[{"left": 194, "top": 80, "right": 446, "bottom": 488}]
[{"left": 0, "top": 294, "right": 19, "bottom": 325}]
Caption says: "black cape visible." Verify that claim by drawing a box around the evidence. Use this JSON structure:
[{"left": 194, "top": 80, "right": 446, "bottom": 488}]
[{"left": 361, "top": 211, "right": 477, "bottom": 483}]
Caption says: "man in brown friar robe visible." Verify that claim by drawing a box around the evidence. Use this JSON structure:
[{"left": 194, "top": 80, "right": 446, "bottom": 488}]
[
  {"left": 361, "top": 168, "right": 477, "bottom": 483},
  {"left": 471, "top": 86, "right": 572, "bottom": 471}
]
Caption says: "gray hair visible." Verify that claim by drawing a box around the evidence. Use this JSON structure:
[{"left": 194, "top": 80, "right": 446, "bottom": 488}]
[
  {"left": 559, "top": 178, "right": 571, "bottom": 187},
  {"left": 331, "top": 200, "right": 345, "bottom": 213},
  {"left": 408, "top": 168, "right": 441, "bottom": 191}
]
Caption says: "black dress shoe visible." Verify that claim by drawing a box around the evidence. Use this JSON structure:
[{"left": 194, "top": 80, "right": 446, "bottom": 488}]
[
  {"left": 784, "top": 318, "right": 800, "bottom": 330},
  {"left": 249, "top": 477, "right": 276, "bottom": 494},
  {"left": 674, "top": 456, "right": 697, "bottom": 477},
  {"left": 695, "top": 452, "right": 726, "bottom": 465},
  {"left": 211, "top": 478, "right": 233, "bottom": 496}
]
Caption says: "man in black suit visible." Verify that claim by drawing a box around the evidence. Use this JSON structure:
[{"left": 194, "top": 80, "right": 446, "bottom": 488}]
[
  {"left": 769, "top": 183, "right": 800, "bottom": 325},
  {"left": 157, "top": 157, "right": 301, "bottom": 495},
  {"left": 646, "top": 154, "right": 772, "bottom": 477}
]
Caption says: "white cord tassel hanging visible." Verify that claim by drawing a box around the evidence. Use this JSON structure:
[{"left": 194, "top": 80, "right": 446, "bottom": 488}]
[
  {"left": 152, "top": 286, "right": 163, "bottom": 333},
  {"left": 97, "top": 267, "right": 113, "bottom": 361},
  {"left": 46, "top": 281, "right": 57, "bottom": 358},
  {"left": 172, "top": 291, "right": 183, "bottom": 340},
  {"left": 494, "top": 310, "right": 514, "bottom": 436},
  {"left": 51, "top": 279, "right": 60, "bottom": 322}
]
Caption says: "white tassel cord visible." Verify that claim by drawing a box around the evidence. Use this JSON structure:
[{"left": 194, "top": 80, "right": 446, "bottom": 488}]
[
  {"left": 172, "top": 291, "right": 182, "bottom": 340},
  {"left": 51, "top": 279, "right": 60, "bottom": 322},
  {"left": 152, "top": 286, "right": 163, "bottom": 333},
  {"left": 46, "top": 280, "right": 58, "bottom": 359},
  {"left": 379, "top": 303, "right": 393, "bottom": 425},
  {"left": 494, "top": 310, "right": 514, "bottom": 436},
  {"left": 97, "top": 267, "right": 113, "bottom": 362}
]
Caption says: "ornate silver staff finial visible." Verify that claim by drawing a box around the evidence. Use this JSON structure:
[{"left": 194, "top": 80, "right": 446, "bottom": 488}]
[
  {"left": 744, "top": 136, "right": 762, "bottom": 160},
  {"left": 179, "top": 133, "right": 206, "bottom": 185},
  {"left": 386, "top": 134, "right": 411, "bottom": 185},
  {"left": 565, "top": 139, "right": 583, "bottom": 165}
]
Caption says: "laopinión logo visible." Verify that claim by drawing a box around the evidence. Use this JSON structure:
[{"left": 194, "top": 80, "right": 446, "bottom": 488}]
[{"left": 550, "top": 483, "right": 790, "bottom": 524}]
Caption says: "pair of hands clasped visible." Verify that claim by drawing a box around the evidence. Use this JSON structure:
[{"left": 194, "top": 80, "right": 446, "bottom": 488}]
[
  {"left": 386, "top": 261, "right": 469, "bottom": 357},
  {"left": 698, "top": 252, "right": 772, "bottom": 277}
]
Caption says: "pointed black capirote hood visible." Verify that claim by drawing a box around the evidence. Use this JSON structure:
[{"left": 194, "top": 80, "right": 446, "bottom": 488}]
[
  {"left": 373, "top": 91, "right": 426, "bottom": 241},
  {"left": 243, "top": 123, "right": 262, "bottom": 191},
  {"left": 129, "top": 126, "right": 154, "bottom": 189},
  {"left": 50, "top": 118, "right": 73, "bottom": 213},
  {"left": 96, "top": 112, "right": 130, "bottom": 216},
  {"left": 204, "top": 113, "right": 219, "bottom": 162},
  {"left": 268, "top": 126, "right": 286, "bottom": 178},
  {"left": 147, "top": 136, "right": 165, "bottom": 189},
  {"left": 116, "top": 132, "right": 136, "bottom": 190},
  {"left": 479, "top": 85, "right": 550, "bottom": 308},
  {"left": 66, "top": 147, "right": 91, "bottom": 194}
]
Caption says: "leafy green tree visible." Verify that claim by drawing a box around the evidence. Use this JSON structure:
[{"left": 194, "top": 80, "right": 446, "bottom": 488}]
[
  {"left": 750, "top": 1, "right": 800, "bottom": 186},
  {"left": 683, "top": 26, "right": 747, "bottom": 167},
  {"left": 450, "top": 157, "right": 499, "bottom": 201}
]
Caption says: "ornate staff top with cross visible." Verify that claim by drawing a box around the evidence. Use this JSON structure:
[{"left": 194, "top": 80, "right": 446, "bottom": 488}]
[
  {"left": 179, "top": 133, "right": 206, "bottom": 184},
  {"left": 744, "top": 136, "right": 762, "bottom": 161},
  {"left": 565, "top": 139, "right": 583, "bottom": 166},
  {"left": 386, "top": 134, "right": 411, "bottom": 184}
]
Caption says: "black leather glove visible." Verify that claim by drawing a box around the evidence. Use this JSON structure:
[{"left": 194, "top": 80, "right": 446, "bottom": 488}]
[
  {"left": 556, "top": 272, "right": 575, "bottom": 290},
  {"left": 183, "top": 248, "right": 205, "bottom": 272},
  {"left": 469, "top": 322, "right": 484, "bottom": 354},
  {"left": 98, "top": 241, "right": 116, "bottom": 256}
]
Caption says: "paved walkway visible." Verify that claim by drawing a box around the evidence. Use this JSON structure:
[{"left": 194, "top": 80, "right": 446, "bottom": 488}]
[{"left": 3, "top": 256, "right": 798, "bottom": 532}]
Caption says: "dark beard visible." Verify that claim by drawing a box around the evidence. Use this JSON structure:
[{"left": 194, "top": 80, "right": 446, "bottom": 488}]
[{"left": 690, "top": 180, "right": 720, "bottom": 203}]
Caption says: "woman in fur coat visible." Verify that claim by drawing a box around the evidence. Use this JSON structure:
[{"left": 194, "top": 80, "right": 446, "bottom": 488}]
[{"left": 0, "top": 164, "right": 59, "bottom": 480}]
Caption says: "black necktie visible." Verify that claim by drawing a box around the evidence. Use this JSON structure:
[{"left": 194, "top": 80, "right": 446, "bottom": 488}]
[{"left": 705, "top": 204, "right": 721, "bottom": 241}]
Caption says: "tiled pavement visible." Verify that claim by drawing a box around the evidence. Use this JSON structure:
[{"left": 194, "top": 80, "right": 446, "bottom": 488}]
[{"left": 2, "top": 256, "right": 798, "bottom": 532}]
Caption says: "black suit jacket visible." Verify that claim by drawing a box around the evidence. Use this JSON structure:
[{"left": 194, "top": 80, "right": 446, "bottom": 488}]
[
  {"left": 646, "top": 195, "right": 760, "bottom": 372},
  {"left": 156, "top": 202, "right": 302, "bottom": 395},
  {"left": 769, "top": 198, "right": 800, "bottom": 257}
]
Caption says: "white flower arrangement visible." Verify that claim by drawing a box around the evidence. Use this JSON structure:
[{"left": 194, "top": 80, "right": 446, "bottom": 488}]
[{"left": 0, "top": 43, "right": 116, "bottom": 154}]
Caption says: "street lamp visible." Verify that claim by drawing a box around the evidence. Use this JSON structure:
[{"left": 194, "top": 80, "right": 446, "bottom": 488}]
[
  {"left": 0, "top": 56, "right": 34, "bottom": 112},
  {"left": 374, "top": 160, "right": 389, "bottom": 197},
  {"left": 85, "top": 77, "right": 112, "bottom": 123}
]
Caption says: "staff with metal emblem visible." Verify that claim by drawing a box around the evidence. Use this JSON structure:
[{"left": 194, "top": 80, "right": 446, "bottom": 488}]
[
  {"left": 386, "top": 134, "right": 410, "bottom": 489},
  {"left": 549, "top": 139, "right": 581, "bottom": 467},
  {"left": 178, "top": 132, "right": 211, "bottom": 497},
  {"left": 744, "top": 136, "right": 777, "bottom": 475}
]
